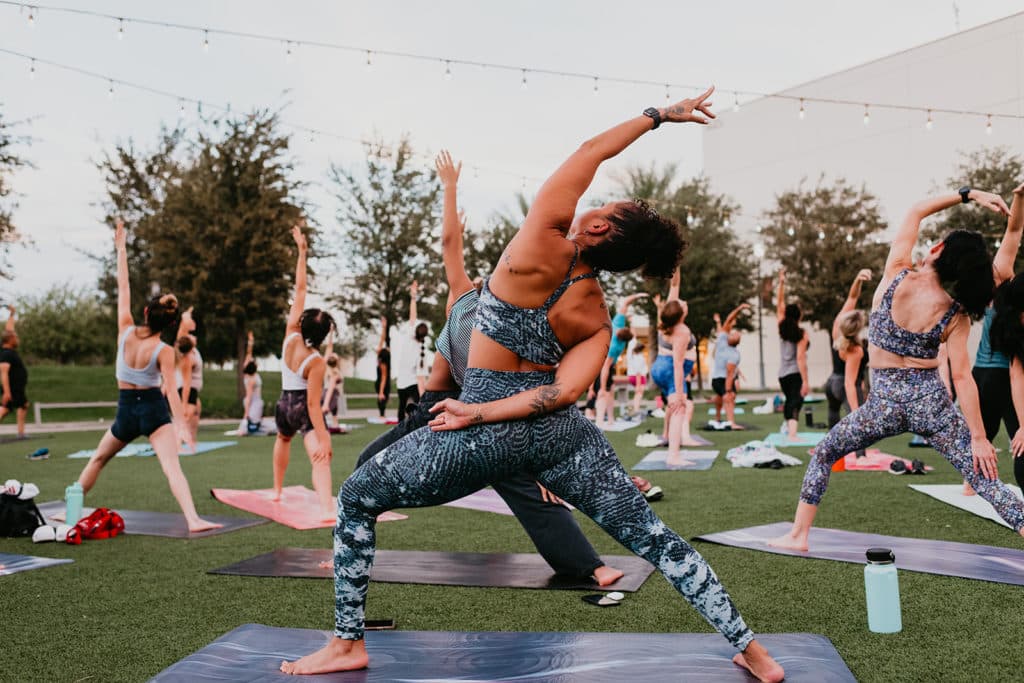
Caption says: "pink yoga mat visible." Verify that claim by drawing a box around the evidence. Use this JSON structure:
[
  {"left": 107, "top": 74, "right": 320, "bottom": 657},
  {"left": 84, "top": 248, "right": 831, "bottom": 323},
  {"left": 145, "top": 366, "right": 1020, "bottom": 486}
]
[
  {"left": 211, "top": 486, "right": 407, "bottom": 529},
  {"left": 443, "top": 488, "right": 515, "bottom": 516}
]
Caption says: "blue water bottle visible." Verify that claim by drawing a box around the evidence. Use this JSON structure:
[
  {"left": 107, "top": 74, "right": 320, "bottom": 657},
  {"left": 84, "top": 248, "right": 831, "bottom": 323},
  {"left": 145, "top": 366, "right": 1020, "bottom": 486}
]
[
  {"left": 864, "top": 547, "right": 902, "bottom": 633},
  {"left": 65, "top": 482, "right": 84, "bottom": 526}
]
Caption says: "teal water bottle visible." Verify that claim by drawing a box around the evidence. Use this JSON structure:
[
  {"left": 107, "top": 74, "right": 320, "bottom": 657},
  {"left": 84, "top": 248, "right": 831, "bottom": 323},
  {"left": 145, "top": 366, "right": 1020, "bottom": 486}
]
[
  {"left": 65, "top": 482, "right": 84, "bottom": 526},
  {"left": 864, "top": 547, "right": 902, "bottom": 633}
]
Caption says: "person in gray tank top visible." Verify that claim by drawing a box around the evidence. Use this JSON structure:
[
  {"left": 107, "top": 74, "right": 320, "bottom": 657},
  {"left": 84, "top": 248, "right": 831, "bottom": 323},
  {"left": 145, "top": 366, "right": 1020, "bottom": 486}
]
[{"left": 775, "top": 268, "right": 810, "bottom": 442}]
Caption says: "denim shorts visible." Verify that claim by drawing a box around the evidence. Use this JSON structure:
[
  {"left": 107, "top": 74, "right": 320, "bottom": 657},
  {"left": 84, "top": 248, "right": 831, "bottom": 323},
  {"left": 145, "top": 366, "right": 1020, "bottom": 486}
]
[
  {"left": 111, "top": 389, "right": 172, "bottom": 443},
  {"left": 650, "top": 355, "right": 676, "bottom": 395}
]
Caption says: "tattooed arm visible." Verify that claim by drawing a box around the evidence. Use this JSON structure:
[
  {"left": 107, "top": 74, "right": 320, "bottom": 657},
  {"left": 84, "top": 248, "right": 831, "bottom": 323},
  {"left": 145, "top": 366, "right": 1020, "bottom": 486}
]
[{"left": 428, "top": 326, "right": 612, "bottom": 429}]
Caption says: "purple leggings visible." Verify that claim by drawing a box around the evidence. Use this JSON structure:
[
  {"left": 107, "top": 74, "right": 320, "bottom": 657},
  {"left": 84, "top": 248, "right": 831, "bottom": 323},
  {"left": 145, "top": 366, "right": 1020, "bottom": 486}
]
[{"left": 800, "top": 367, "right": 1024, "bottom": 532}]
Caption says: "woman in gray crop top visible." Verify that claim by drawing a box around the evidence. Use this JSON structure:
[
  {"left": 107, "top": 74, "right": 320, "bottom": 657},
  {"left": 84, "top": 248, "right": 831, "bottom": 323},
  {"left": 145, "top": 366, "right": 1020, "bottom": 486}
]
[
  {"left": 285, "top": 90, "right": 785, "bottom": 682},
  {"left": 775, "top": 268, "right": 810, "bottom": 442},
  {"left": 75, "top": 220, "right": 220, "bottom": 534}
]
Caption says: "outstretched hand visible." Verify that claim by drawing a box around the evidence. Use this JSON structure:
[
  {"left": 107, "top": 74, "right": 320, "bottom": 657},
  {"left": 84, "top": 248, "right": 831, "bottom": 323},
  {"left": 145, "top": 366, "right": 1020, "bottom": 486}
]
[
  {"left": 1013, "top": 182, "right": 1024, "bottom": 196},
  {"left": 435, "top": 150, "right": 462, "bottom": 187},
  {"left": 292, "top": 221, "right": 308, "bottom": 251},
  {"left": 856, "top": 269, "right": 873, "bottom": 283},
  {"left": 661, "top": 86, "right": 716, "bottom": 125},
  {"left": 971, "top": 190, "right": 1010, "bottom": 217},
  {"left": 114, "top": 219, "right": 127, "bottom": 251}
]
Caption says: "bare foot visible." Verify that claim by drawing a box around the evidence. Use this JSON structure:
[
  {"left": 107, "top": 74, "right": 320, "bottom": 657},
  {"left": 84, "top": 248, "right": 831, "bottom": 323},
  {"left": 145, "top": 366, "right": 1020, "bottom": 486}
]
[
  {"left": 962, "top": 480, "right": 976, "bottom": 497},
  {"left": 730, "top": 423, "right": 746, "bottom": 431},
  {"left": 271, "top": 489, "right": 283, "bottom": 503},
  {"left": 188, "top": 518, "right": 224, "bottom": 533},
  {"left": 766, "top": 531, "right": 808, "bottom": 552},
  {"left": 680, "top": 439, "right": 705, "bottom": 447},
  {"left": 281, "top": 637, "right": 368, "bottom": 674},
  {"left": 317, "top": 560, "right": 332, "bottom": 570},
  {"left": 733, "top": 641, "right": 785, "bottom": 683},
  {"left": 593, "top": 565, "right": 624, "bottom": 587}
]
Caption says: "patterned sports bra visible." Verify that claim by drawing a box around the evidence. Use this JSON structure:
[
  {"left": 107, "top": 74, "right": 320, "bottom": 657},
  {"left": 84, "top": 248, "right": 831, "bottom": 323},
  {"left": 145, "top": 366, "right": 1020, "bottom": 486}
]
[
  {"left": 868, "top": 269, "right": 960, "bottom": 360},
  {"left": 475, "top": 244, "right": 598, "bottom": 366}
]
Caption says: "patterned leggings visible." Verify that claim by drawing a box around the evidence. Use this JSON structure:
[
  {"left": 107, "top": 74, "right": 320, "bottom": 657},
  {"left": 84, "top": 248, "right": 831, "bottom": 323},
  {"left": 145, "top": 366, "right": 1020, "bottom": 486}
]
[
  {"left": 800, "top": 367, "right": 1024, "bottom": 532},
  {"left": 335, "top": 369, "right": 754, "bottom": 649}
]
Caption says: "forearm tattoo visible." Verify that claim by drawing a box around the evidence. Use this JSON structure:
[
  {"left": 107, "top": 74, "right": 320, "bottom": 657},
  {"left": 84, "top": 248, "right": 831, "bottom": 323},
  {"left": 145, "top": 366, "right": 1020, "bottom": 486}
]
[
  {"left": 471, "top": 408, "right": 484, "bottom": 424},
  {"left": 529, "top": 382, "right": 562, "bottom": 418}
]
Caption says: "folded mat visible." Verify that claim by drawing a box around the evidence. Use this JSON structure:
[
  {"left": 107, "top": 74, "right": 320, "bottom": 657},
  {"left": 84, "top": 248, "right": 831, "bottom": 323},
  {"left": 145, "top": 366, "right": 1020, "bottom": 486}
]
[
  {"left": 152, "top": 624, "right": 854, "bottom": 682},
  {"left": 633, "top": 449, "right": 720, "bottom": 471},
  {"left": 211, "top": 486, "right": 406, "bottom": 529},
  {"left": 66, "top": 441, "right": 236, "bottom": 458},
  {"left": 695, "top": 522, "right": 1024, "bottom": 586},
  {"left": 37, "top": 500, "right": 265, "bottom": 538},
  {"left": 0, "top": 552, "right": 72, "bottom": 577},
  {"left": 909, "top": 483, "right": 1024, "bottom": 530},
  {"left": 762, "top": 432, "right": 826, "bottom": 447},
  {"left": 839, "top": 450, "right": 932, "bottom": 472},
  {"left": 209, "top": 547, "right": 654, "bottom": 592}
]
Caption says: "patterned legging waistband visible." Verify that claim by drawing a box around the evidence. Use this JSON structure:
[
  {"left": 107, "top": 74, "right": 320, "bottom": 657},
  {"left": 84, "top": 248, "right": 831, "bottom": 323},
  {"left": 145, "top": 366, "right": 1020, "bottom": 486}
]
[{"left": 461, "top": 368, "right": 557, "bottom": 403}]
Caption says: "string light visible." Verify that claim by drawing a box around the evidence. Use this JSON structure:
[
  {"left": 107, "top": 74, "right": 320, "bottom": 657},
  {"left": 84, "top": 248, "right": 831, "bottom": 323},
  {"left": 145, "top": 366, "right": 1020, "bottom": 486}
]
[
  {"left": 986, "top": 115, "right": 993, "bottom": 135},
  {"left": 26, "top": 4, "right": 34, "bottom": 26},
  {"left": 444, "top": 60, "right": 452, "bottom": 81},
  {"left": 862, "top": 104, "right": 870, "bottom": 126},
  {"left": 365, "top": 49, "right": 372, "bottom": 69},
  {"left": 786, "top": 227, "right": 795, "bottom": 237},
  {"left": 28, "top": 57, "right": 35, "bottom": 79},
  {"left": 664, "top": 84, "right": 670, "bottom": 104},
  {"left": 723, "top": 217, "right": 731, "bottom": 228},
  {"left": 202, "top": 29, "right": 209, "bottom": 52},
  {"left": 178, "top": 98, "right": 185, "bottom": 115},
  {"left": 686, "top": 212, "right": 694, "bottom": 226},
  {"left": 521, "top": 69, "right": 528, "bottom": 91},
  {"left": 925, "top": 110, "right": 933, "bottom": 131},
  {"left": 592, "top": 77, "right": 599, "bottom": 95},
  {"left": 817, "top": 230, "right": 825, "bottom": 240},
  {"left": 732, "top": 92, "right": 740, "bottom": 113},
  {"left": 117, "top": 18, "right": 124, "bottom": 40},
  {"left": 798, "top": 98, "right": 805, "bottom": 121},
  {"left": 284, "top": 41, "right": 294, "bottom": 63},
  {"left": 846, "top": 234, "right": 853, "bottom": 243},
  {"left": 107, "top": 79, "right": 114, "bottom": 100},
  {"left": 755, "top": 224, "right": 763, "bottom": 233}
]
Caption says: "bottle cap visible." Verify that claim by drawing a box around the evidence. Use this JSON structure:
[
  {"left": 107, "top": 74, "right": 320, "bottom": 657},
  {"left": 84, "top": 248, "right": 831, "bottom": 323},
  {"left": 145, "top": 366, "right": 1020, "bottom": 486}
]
[{"left": 866, "top": 547, "right": 895, "bottom": 564}]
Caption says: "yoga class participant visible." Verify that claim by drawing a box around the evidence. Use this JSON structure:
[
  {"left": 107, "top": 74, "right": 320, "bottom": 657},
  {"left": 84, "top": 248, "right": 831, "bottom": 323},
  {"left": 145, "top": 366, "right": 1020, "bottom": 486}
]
[
  {"left": 283, "top": 89, "right": 784, "bottom": 682},
  {"left": 373, "top": 318, "right": 390, "bottom": 418},
  {"left": 651, "top": 268, "right": 703, "bottom": 465},
  {"left": 595, "top": 293, "right": 643, "bottom": 428},
  {"left": 0, "top": 305, "right": 29, "bottom": 439},
  {"left": 241, "top": 331, "right": 265, "bottom": 434},
  {"left": 174, "top": 307, "right": 203, "bottom": 443},
  {"left": 627, "top": 341, "right": 648, "bottom": 415},
  {"left": 710, "top": 304, "right": 749, "bottom": 429},
  {"left": 272, "top": 222, "right": 336, "bottom": 522},
  {"left": 770, "top": 188, "right": 1024, "bottom": 553},
  {"left": 354, "top": 150, "right": 623, "bottom": 587},
  {"left": 776, "top": 269, "right": 809, "bottom": 441},
  {"left": 395, "top": 281, "right": 430, "bottom": 422},
  {"left": 76, "top": 220, "right": 219, "bottom": 533},
  {"left": 825, "top": 270, "right": 871, "bottom": 453}
]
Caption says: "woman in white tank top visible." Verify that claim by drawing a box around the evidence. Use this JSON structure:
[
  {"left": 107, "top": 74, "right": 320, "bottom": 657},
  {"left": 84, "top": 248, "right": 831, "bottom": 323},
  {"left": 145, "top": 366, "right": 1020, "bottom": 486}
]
[
  {"left": 241, "top": 330, "right": 265, "bottom": 433},
  {"left": 271, "top": 222, "right": 338, "bottom": 522},
  {"left": 75, "top": 220, "right": 220, "bottom": 533},
  {"left": 174, "top": 307, "right": 203, "bottom": 443}
]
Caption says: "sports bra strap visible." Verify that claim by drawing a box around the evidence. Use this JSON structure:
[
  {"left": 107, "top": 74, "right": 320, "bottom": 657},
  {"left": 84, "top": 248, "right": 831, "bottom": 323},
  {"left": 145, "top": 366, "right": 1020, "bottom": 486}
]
[
  {"left": 295, "top": 351, "right": 318, "bottom": 378},
  {"left": 937, "top": 301, "right": 961, "bottom": 331},
  {"left": 542, "top": 244, "right": 597, "bottom": 309},
  {"left": 881, "top": 269, "right": 911, "bottom": 307}
]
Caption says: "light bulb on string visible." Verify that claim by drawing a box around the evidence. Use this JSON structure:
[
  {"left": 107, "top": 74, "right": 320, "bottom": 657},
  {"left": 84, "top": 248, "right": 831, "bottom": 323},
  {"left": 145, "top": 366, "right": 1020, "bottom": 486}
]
[
  {"left": 444, "top": 61, "right": 452, "bottom": 81},
  {"left": 521, "top": 69, "right": 528, "bottom": 91},
  {"left": 285, "top": 42, "right": 294, "bottom": 64},
  {"left": 686, "top": 212, "right": 694, "bottom": 226},
  {"left": 107, "top": 80, "right": 115, "bottom": 100},
  {"left": 862, "top": 104, "right": 870, "bottom": 126},
  {"left": 818, "top": 230, "right": 825, "bottom": 241},
  {"left": 755, "top": 224, "right": 763, "bottom": 234},
  {"left": 202, "top": 30, "right": 210, "bottom": 52},
  {"left": 178, "top": 98, "right": 185, "bottom": 115},
  {"left": 925, "top": 110, "right": 933, "bottom": 131},
  {"left": 365, "top": 50, "right": 372, "bottom": 69},
  {"left": 986, "top": 115, "right": 993, "bottom": 136},
  {"left": 798, "top": 99, "right": 805, "bottom": 120},
  {"left": 846, "top": 234, "right": 853, "bottom": 243},
  {"left": 592, "top": 77, "right": 599, "bottom": 95},
  {"left": 27, "top": 6, "right": 35, "bottom": 27},
  {"left": 117, "top": 18, "right": 125, "bottom": 40},
  {"left": 664, "top": 84, "right": 670, "bottom": 104},
  {"left": 28, "top": 58, "right": 35, "bottom": 80},
  {"left": 786, "top": 227, "right": 795, "bottom": 237},
  {"left": 723, "top": 216, "right": 731, "bottom": 228},
  {"left": 732, "top": 92, "right": 740, "bottom": 113}
]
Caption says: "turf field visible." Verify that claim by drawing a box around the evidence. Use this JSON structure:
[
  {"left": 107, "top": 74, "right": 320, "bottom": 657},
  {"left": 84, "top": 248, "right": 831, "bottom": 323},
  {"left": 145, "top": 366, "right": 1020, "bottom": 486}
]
[{"left": 1, "top": 408, "right": 1021, "bottom": 682}]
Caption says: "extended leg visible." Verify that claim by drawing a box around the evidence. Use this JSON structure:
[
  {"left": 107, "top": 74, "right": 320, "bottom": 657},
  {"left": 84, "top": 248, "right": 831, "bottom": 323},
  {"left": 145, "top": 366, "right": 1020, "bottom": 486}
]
[
  {"left": 303, "top": 430, "right": 334, "bottom": 522},
  {"left": 272, "top": 435, "right": 291, "bottom": 501},
  {"left": 149, "top": 424, "right": 221, "bottom": 532},
  {"left": 78, "top": 430, "right": 127, "bottom": 492}
]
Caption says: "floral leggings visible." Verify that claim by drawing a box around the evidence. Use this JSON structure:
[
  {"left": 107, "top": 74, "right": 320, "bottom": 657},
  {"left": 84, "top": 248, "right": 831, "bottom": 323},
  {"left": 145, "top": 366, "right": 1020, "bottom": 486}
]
[
  {"left": 335, "top": 368, "right": 755, "bottom": 649},
  {"left": 800, "top": 367, "right": 1024, "bottom": 532}
]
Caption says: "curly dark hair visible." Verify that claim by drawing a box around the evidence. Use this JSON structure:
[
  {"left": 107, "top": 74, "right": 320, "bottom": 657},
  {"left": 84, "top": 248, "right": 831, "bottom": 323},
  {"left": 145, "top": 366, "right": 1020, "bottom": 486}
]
[
  {"left": 143, "top": 294, "right": 179, "bottom": 334},
  {"left": 778, "top": 303, "right": 804, "bottom": 343},
  {"left": 580, "top": 199, "right": 687, "bottom": 278},
  {"left": 299, "top": 308, "right": 336, "bottom": 348},
  {"left": 933, "top": 230, "right": 993, "bottom": 320},
  {"left": 990, "top": 273, "right": 1024, "bottom": 363}
]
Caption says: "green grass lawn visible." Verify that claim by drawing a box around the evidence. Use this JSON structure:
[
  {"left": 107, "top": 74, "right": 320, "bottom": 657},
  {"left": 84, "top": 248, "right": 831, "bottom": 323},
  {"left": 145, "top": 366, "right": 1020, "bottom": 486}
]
[{"left": 1, "top": 409, "right": 1021, "bottom": 681}]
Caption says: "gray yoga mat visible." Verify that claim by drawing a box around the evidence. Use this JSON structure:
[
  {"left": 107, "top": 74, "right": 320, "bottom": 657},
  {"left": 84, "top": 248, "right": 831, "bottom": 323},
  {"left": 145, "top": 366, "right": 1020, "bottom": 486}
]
[
  {"left": 633, "top": 450, "right": 720, "bottom": 471},
  {"left": 151, "top": 624, "right": 855, "bottom": 682},
  {"left": 37, "top": 500, "right": 266, "bottom": 538},
  {"left": 695, "top": 522, "right": 1024, "bottom": 586},
  {"left": 209, "top": 547, "right": 655, "bottom": 592},
  {"left": 0, "top": 552, "right": 73, "bottom": 577}
]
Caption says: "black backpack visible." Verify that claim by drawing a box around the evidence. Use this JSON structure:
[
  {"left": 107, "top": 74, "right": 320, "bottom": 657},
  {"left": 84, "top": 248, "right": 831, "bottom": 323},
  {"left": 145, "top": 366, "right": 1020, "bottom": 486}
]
[{"left": 0, "top": 494, "right": 45, "bottom": 537}]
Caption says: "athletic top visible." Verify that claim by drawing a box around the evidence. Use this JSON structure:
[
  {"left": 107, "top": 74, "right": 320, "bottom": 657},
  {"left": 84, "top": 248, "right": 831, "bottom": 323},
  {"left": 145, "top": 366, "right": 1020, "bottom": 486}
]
[
  {"left": 974, "top": 307, "right": 1009, "bottom": 369},
  {"left": 830, "top": 344, "right": 868, "bottom": 382},
  {"left": 607, "top": 313, "right": 629, "bottom": 361},
  {"left": 657, "top": 328, "right": 695, "bottom": 355},
  {"left": 627, "top": 349, "right": 648, "bottom": 377},
  {"left": 779, "top": 337, "right": 799, "bottom": 377},
  {"left": 175, "top": 348, "right": 204, "bottom": 391},
  {"left": 868, "top": 269, "right": 960, "bottom": 360},
  {"left": 0, "top": 347, "right": 27, "bottom": 393},
  {"left": 475, "top": 244, "right": 598, "bottom": 366},
  {"left": 281, "top": 332, "right": 320, "bottom": 390},
  {"left": 396, "top": 334, "right": 431, "bottom": 389},
  {"left": 712, "top": 334, "right": 741, "bottom": 380},
  {"left": 435, "top": 289, "right": 479, "bottom": 387},
  {"left": 115, "top": 326, "right": 165, "bottom": 388}
]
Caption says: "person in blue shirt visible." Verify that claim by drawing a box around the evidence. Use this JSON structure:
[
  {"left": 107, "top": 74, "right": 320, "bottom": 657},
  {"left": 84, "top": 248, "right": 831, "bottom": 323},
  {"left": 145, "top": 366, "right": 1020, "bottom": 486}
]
[{"left": 594, "top": 293, "right": 646, "bottom": 427}]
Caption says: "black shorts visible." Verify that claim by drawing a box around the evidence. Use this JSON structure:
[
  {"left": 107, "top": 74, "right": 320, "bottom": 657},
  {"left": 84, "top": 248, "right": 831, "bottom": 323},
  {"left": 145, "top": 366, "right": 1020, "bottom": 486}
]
[
  {"left": 712, "top": 378, "right": 732, "bottom": 397},
  {"left": 111, "top": 389, "right": 172, "bottom": 443},
  {"left": 2, "top": 390, "right": 28, "bottom": 411},
  {"left": 177, "top": 387, "right": 199, "bottom": 405},
  {"left": 275, "top": 389, "right": 314, "bottom": 438}
]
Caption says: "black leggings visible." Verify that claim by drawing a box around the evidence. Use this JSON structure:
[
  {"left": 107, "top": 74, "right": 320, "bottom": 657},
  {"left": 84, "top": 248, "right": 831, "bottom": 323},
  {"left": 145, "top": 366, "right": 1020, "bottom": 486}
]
[
  {"left": 355, "top": 390, "right": 603, "bottom": 578},
  {"left": 396, "top": 384, "right": 420, "bottom": 422},
  {"left": 973, "top": 366, "right": 1024, "bottom": 490},
  {"left": 779, "top": 372, "right": 804, "bottom": 420}
]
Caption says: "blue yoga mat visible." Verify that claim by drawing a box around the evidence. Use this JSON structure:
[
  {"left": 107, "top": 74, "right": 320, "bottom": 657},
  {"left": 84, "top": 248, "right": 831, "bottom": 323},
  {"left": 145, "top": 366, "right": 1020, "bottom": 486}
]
[
  {"left": 762, "top": 432, "right": 826, "bottom": 447},
  {"left": 0, "top": 553, "right": 73, "bottom": 577},
  {"left": 633, "top": 450, "right": 720, "bottom": 471},
  {"left": 67, "top": 441, "right": 237, "bottom": 458},
  {"left": 152, "top": 624, "right": 855, "bottom": 682}
]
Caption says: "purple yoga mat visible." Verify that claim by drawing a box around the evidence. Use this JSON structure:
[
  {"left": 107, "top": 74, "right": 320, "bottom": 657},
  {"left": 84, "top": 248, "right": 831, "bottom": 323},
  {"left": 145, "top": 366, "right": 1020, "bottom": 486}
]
[{"left": 695, "top": 522, "right": 1024, "bottom": 586}]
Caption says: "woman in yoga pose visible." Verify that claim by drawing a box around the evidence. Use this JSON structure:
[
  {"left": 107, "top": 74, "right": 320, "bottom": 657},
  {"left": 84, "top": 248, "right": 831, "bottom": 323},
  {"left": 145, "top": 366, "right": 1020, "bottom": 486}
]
[
  {"left": 354, "top": 150, "right": 623, "bottom": 587},
  {"left": 775, "top": 269, "right": 810, "bottom": 441},
  {"left": 825, "top": 270, "right": 871, "bottom": 451},
  {"left": 240, "top": 331, "right": 265, "bottom": 434},
  {"left": 271, "top": 222, "right": 336, "bottom": 522},
  {"left": 283, "top": 89, "right": 784, "bottom": 682},
  {"left": 76, "top": 220, "right": 220, "bottom": 533},
  {"left": 174, "top": 307, "right": 203, "bottom": 443},
  {"left": 373, "top": 319, "right": 390, "bottom": 418},
  {"left": 770, "top": 188, "right": 1024, "bottom": 552},
  {"left": 595, "top": 293, "right": 643, "bottom": 428}
]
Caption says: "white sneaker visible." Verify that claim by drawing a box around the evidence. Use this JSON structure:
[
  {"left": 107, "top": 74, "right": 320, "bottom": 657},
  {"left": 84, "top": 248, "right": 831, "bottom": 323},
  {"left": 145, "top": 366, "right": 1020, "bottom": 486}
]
[{"left": 651, "top": 409, "right": 665, "bottom": 418}]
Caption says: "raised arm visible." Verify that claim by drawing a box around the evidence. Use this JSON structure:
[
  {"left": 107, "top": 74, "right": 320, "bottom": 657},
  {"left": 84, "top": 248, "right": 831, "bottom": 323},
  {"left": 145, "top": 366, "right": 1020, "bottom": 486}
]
[
  {"left": 115, "top": 219, "right": 133, "bottom": 333},
  {"left": 376, "top": 316, "right": 388, "bottom": 353},
  {"left": 428, "top": 327, "right": 612, "bottom": 429},
  {"left": 667, "top": 268, "right": 681, "bottom": 303},
  {"left": 435, "top": 151, "right": 474, "bottom": 308},
  {"left": 993, "top": 182, "right": 1024, "bottom": 286},
  {"left": 886, "top": 190, "right": 1009, "bottom": 279},
  {"left": 833, "top": 269, "right": 872, "bottom": 339},
  {"left": 4, "top": 305, "right": 14, "bottom": 334},
  {"left": 618, "top": 293, "right": 649, "bottom": 316},
  {"left": 524, "top": 88, "right": 716, "bottom": 236},
  {"left": 775, "top": 269, "right": 786, "bottom": 323},
  {"left": 177, "top": 307, "right": 196, "bottom": 341},
  {"left": 409, "top": 281, "right": 418, "bottom": 327},
  {"left": 244, "top": 330, "right": 255, "bottom": 366},
  {"left": 722, "top": 304, "right": 750, "bottom": 332},
  {"left": 286, "top": 220, "right": 308, "bottom": 334}
]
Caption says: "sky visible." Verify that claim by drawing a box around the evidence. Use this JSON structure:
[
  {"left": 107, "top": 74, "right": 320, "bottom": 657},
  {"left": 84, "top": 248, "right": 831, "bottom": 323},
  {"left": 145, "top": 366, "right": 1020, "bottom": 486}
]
[{"left": 1, "top": 0, "right": 1023, "bottom": 301}]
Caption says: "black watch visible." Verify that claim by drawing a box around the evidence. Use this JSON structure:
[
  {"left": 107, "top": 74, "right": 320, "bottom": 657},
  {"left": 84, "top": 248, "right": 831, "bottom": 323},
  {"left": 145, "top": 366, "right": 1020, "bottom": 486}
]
[
  {"left": 643, "top": 107, "right": 662, "bottom": 130},
  {"left": 959, "top": 186, "right": 972, "bottom": 204}
]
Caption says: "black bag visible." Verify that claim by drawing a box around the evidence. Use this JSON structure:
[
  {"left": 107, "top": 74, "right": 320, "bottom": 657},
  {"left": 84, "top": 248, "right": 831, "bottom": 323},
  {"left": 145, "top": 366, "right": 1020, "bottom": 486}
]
[{"left": 0, "top": 493, "right": 45, "bottom": 537}]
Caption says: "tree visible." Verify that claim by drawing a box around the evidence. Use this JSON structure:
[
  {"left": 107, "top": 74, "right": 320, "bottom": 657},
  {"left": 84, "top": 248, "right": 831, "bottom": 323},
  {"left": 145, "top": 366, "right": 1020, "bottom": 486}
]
[
  {"left": 464, "top": 193, "right": 528, "bottom": 280},
  {"left": 922, "top": 147, "right": 1024, "bottom": 272},
  {"left": 329, "top": 137, "right": 444, "bottom": 338},
  {"left": 0, "top": 107, "right": 30, "bottom": 278},
  {"left": 15, "top": 285, "right": 114, "bottom": 364},
  {"left": 96, "top": 111, "right": 308, "bottom": 397},
  {"left": 762, "top": 177, "right": 888, "bottom": 331}
]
